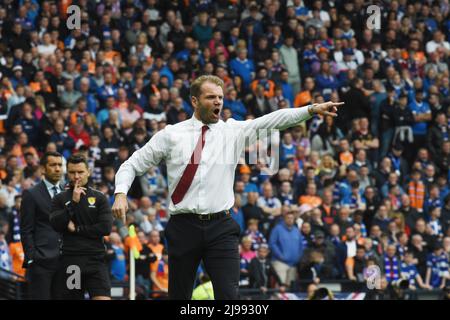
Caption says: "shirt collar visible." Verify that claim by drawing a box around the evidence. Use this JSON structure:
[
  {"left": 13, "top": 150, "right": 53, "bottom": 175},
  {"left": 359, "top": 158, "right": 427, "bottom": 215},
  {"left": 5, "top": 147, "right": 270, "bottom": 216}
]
[
  {"left": 191, "top": 114, "right": 219, "bottom": 131},
  {"left": 43, "top": 178, "right": 60, "bottom": 191}
]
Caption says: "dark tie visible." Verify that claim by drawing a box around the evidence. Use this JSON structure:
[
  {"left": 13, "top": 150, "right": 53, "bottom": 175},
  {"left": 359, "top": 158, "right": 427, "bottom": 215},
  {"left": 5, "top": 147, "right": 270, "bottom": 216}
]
[
  {"left": 171, "top": 125, "right": 209, "bottom": 205},
  {"left": 51, "top": 186, "right": 59, "bottom": 199}
]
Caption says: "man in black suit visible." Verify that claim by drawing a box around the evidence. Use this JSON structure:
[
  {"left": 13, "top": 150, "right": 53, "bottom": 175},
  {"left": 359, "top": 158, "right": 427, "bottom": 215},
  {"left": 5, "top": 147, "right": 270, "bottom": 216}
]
[{"left": 20, "top": 151, "right": 64, "bottom": 299}]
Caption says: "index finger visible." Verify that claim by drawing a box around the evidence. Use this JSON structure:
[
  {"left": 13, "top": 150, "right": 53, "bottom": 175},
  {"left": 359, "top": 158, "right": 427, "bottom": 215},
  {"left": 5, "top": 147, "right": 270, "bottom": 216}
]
[{"left": 329, "top": 101, "right": 345, "bottom": 106}]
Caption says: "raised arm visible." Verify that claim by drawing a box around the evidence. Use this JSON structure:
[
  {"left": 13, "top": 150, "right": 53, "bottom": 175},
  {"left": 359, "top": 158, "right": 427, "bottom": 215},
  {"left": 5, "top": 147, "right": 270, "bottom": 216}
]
[{"left": 237, "top": 102, "right": 343, "bottom": 135}]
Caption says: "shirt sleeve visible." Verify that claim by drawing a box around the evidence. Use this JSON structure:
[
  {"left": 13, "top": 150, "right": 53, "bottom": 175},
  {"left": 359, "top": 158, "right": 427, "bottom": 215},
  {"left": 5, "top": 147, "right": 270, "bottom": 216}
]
[
  {"left": 115, "top": 128, "right": 169, "bottom": 195},
  {"left": 228, "top": 106, "right": 312, "bottom": 141}
]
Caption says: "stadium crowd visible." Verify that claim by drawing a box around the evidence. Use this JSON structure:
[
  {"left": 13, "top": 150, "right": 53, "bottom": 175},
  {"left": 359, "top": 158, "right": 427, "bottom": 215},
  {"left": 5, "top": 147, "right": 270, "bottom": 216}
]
[{"left": 0, "top": 0, "right": 449, "bottom": 299}]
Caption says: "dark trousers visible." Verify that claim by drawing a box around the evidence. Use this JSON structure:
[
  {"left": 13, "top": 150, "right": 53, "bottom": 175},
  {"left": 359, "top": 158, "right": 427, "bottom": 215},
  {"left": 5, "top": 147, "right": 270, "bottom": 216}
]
[
  {"left": 164, "top": 214, "right": 240, "bottom": 300},
  {"left": 26, "top": 259, "right": 60, "bottom": 300},
  {"left": 55, "top": 254, "right": 111, "bottom": 300}
]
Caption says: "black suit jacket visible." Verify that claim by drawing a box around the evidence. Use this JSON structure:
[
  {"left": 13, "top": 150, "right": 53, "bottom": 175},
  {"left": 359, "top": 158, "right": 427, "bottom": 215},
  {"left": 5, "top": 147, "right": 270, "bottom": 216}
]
[
  {"left": 248, "top": 258, "right": 282, "bottom": 288},
  {"left": 20, "top": 181, "right": 62, "bottom": 268}
]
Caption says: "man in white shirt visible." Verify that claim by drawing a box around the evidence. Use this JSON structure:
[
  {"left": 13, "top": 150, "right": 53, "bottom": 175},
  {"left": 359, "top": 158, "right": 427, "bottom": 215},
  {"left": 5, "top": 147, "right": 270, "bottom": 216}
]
[{"left": 112, "top": 75, "right": 343, "bottom": 299}]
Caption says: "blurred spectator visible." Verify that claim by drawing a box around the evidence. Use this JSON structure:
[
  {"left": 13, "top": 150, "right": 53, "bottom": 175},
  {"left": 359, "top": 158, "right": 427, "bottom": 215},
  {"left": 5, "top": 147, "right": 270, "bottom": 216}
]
[{"left": 269, "top": 211, "right": 304, "bottom": 288}]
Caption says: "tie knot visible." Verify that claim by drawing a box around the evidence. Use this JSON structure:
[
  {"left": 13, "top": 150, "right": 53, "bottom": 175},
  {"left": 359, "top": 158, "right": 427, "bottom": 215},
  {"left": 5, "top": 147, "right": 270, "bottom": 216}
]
[{"left": 202, "top": 125, "right": 209, "bottom": 134}]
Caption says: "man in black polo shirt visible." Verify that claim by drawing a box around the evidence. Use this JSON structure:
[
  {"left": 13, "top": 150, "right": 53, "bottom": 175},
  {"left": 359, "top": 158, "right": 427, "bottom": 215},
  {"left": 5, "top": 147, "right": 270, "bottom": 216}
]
[{"left": 50, "top": 154, "right": 113, "bottom": 300}]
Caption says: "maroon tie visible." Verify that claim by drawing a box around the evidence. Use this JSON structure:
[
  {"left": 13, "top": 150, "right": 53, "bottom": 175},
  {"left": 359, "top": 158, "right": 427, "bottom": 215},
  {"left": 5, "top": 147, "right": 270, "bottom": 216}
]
[{"left": 171, "top": 125, "right": 209, "bottom": 205}]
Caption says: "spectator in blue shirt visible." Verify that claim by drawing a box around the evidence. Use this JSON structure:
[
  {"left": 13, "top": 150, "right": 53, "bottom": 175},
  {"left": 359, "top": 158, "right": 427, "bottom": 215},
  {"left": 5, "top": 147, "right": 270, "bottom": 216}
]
[
  {"left": 400, "top": 251, "right": 431, "bottom": 290},
  {"left": 315, "top": 62, "right": 339, "bottom": 100},
  {"left": 269, "top": 212, "right": 304, "bottom": 287},
  {"left": 229, "top": 48, "right": 255, "bottom": 89},
  {"left": 109, "top": 232, "right": 126, "bottom": 282},
  {"left": 223, "top": 88, "right": 247, "bottom": 121},
  {"left": 409, "top": 89, "right": 432, "bottom": 151},
  {"left": 425, "top": 243, "right": 449, "bottom": 289}
]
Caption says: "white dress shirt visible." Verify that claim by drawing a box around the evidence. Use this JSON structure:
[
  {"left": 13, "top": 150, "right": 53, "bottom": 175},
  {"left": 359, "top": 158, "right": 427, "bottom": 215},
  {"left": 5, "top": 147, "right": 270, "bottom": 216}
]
[{"left": 115, "top": 107, "right": 312, "bottom": 215}]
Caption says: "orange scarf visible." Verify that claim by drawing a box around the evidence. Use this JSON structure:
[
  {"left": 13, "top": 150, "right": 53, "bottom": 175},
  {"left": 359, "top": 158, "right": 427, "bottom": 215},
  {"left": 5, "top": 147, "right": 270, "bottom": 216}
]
[{"left": 408, "top": 180, "right": 424, "bottom": 210}]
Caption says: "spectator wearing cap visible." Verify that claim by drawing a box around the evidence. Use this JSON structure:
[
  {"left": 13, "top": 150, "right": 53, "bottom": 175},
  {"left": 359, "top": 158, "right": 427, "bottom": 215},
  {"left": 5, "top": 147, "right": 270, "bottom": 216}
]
[
  {"left": 304, "top": 229, "right": 337, "bottom": 275},
  {"left": 269, "top": 211, "right": 304, "bottom": 288},
  {"left": 10, "top": 65, "right": 27, "bottom": 89},
  {"left": 337, "top": 48, "right": 358, "bottom": 73},
  {"left": 388, "top": 143, "right": 409, "bottom": 183}
]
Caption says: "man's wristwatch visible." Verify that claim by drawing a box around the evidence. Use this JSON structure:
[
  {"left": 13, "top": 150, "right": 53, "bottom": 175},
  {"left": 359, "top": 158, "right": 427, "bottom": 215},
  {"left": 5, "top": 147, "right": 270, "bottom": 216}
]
[{"left": 308, "top": 104, "right": 315, "bottom": 116}]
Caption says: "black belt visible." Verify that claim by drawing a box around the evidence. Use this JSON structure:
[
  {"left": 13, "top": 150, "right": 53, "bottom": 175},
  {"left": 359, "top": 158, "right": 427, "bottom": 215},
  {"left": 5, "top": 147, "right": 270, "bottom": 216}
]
[{"left": 177, "top": 210, "right": 231, "bottom": 220}]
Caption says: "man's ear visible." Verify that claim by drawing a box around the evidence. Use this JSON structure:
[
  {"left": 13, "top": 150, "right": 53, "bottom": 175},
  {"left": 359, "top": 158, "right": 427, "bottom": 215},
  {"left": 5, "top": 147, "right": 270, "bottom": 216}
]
[{"left": 191, "top": 96, "right": 198, "bottom": 108}]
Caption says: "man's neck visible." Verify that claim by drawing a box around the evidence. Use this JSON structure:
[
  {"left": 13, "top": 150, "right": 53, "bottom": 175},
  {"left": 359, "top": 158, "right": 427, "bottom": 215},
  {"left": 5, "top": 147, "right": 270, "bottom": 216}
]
[{"left": 43, "top": 178, "right": 58, "bottom": 186}]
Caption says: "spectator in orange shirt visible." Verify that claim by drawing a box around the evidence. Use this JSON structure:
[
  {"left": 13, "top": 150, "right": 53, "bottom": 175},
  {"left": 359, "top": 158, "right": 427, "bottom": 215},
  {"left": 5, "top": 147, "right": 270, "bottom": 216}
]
[
  {"left": 147, "top": 230, "right": 164, "bottom": 269},
  {"left": 294, "top": 77, "right": 315, "bottom": 107},
  {"left": 299, "top": 183, "right": 323, "bottom": 208},
  {"left": 150, "top": 247, "right": 169, "bottom": 298},
  {"left": 250, "top": 67, "right": 275, "bottom": 99},
  {"left": 70, "top": 97, "right": 90, "bottom": 126}
]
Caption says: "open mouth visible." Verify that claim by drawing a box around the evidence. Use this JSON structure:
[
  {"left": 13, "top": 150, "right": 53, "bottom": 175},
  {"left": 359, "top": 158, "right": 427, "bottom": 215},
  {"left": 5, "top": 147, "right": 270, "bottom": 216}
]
[{"left": 213, "top": 108, "right": 220, "bottom": 116}]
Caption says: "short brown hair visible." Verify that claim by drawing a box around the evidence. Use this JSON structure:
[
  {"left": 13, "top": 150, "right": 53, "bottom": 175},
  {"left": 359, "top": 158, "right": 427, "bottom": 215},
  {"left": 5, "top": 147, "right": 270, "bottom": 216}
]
[{"left": 190, "top": 75, "right": 224, "bottom": 98}]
